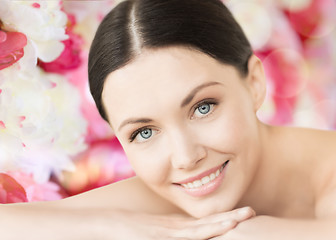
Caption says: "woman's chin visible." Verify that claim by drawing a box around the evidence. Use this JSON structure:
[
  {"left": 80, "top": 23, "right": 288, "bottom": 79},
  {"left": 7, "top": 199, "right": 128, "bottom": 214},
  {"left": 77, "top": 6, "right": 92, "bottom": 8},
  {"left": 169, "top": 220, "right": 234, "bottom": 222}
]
[{"left": 183, "top": 206, "right": 222, "bottom": 219}]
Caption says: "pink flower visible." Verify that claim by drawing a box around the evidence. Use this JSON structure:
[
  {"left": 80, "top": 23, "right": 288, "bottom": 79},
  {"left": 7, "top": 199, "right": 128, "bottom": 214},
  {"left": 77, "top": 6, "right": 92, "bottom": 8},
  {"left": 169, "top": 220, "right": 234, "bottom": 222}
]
[
  {"left": 0, "top": 30, "right": 27, "bottom": 70},
  {"left": 60, "top": 137, "right": 135, "bottom": 196},
  {"left": 257, "top": 49, "right": 307, "bottom": 125},
  {"left": 0, "top": 173, "right": 28, "bottom": 203},
  {"left": 6, "top": 172, "right": 67, "bottom": 202},
  {"left": 284, "top": 0, "right": 336, "bottom": 41},
  {"left": 65, "top": 51, "right": 113, "bottom": 143},
  {"left": 38, "top": 13, "right": 83, "bottom": 74}
]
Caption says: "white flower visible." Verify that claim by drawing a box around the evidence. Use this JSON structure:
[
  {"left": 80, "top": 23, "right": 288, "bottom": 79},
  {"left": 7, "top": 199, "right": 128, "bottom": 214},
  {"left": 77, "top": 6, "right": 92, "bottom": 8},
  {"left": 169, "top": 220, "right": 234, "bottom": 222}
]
[
  {"left": 0, "top": 133, "right": 23, "bottom": 171},
  {"left": 63, "top": 0, "right": 114, "bottom": 22},
  {"left": 0, "top": 0, "right": 68, "bottom": 62},
  {"left": 226, "top": 0, "right": 302, "bottom": 52},
  {"left": 278, "top": 0, "right": 313, "bottom": 11},
  {"left": 44, "top": 73, "right": 88, "bottom": 157},
  {"left": 0, "top": 66, "right": 87, "bottom": 183},
  {"left": 226, "top": 0, "right": 273, "bottom": 50}
]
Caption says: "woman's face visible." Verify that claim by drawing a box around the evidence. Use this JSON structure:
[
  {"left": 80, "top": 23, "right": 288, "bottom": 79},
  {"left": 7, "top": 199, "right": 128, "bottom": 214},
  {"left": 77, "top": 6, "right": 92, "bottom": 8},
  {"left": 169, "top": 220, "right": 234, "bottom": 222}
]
[{"left": 102, "top": 47, "right": 265, "bottom": 218}]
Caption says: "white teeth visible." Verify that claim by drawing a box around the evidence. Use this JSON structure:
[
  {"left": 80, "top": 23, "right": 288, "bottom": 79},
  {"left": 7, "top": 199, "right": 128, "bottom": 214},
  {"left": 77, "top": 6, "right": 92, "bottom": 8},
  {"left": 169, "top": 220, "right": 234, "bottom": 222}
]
[
  {"left": 181, "top": 162, "right": 228, "bottom": 189},
  {"left": 201, "top": 176, "right": 210, "bottom": 185},
  {"left": 193, "top": 180, "right": 202, "bottom": 188}
]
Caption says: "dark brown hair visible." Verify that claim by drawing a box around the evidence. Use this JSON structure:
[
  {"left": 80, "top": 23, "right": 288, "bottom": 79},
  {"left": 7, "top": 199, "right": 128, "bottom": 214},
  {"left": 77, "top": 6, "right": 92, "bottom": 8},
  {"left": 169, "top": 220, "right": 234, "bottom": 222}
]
[{"left": 88, "top": 0, "right": 252, "bottom": 122}]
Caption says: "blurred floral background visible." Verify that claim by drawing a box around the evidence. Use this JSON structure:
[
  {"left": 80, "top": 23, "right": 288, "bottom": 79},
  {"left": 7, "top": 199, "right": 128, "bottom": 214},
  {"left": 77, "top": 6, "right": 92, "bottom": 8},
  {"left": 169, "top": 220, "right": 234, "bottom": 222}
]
[{"left": 0, "top": 0, "right": 335, "bottom": 203}]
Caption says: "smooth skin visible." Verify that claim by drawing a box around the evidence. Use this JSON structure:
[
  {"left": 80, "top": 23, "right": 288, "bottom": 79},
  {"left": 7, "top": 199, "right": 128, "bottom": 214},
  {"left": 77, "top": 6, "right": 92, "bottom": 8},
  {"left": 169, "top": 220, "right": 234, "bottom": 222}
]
[
  {"left": 100, "top": 46, "right": 336, "bottom": 238},
  {"left": 1, "top": 46, "right": 335, "bottom": 239}
]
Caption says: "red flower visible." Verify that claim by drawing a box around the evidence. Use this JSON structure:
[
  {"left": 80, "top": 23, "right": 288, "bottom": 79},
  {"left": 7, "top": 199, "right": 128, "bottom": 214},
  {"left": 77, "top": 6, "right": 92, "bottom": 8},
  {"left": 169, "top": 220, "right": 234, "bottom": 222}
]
[
  {"left": 0, "top": 30, "right": 27, "bottom": 70},
  {"left": 38, "top": 13, "right": 83, "bottom": 74},
  {"left": 0, "top": 173, "right": 28, "bottom": 203},
  {"left": 284, "top": 0, "right": 335, "bottom": 41},
  {"left": 256, "top": 49, "right": 306, "bottom": 125},
  {"left": 60, "top": 137, "right": 135, "bottom": 196}
]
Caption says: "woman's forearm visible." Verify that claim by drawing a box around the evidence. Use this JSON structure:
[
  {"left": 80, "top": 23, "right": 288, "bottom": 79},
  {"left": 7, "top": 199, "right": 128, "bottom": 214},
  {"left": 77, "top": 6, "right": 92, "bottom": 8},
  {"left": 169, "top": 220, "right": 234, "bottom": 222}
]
[
  {"left": 0, "top": 202, "right": 111, "bottom": 240},
  {"left": 227, "top": 215, "right": 336, "bottom": 240}
]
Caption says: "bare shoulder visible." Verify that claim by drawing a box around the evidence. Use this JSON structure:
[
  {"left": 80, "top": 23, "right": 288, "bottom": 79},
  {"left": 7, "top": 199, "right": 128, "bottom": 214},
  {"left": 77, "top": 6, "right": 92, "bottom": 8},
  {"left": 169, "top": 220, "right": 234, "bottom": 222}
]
[
  {"left": 57, "top": 176, "right": 182, "bottom": 215},
  {"left": 283, "top": 126, "right": 336, "bottom": 144},
  {"left": 295, "top": 127, "right": 336, "bottom": 218},
  {"left": 291, "top": 127, "right": 336, "bottom": 180},
  {"left": 301, "top": 127, "right": 336, "bottom": 163},
  {"left": 279, "top": 126, "right": 336, "bottom": 158},
  {"left": 274, "top": 126, "right": 336, "bottom": 218}
]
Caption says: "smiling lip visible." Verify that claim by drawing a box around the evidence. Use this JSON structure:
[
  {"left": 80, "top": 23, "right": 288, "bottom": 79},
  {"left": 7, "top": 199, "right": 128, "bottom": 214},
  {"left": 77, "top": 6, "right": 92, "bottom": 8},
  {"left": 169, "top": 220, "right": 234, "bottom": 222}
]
[
  {"left": 175, "top": 162, "right": 225, "bottom": 185},
  {"left": 174, "top": 161, "right": 229, "bottom": 197}
]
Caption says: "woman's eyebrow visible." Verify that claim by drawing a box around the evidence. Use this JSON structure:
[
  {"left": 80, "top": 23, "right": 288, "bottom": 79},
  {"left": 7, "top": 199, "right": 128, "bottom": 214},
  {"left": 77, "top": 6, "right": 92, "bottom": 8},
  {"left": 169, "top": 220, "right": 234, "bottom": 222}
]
[
  {"left": 118, "top": 118, "right": 153, "bottom": 131},
  {"left": 118, "top": 81, "right": 222, "bottom": 131},
  {"left": 180, "top": 81, "right": 222, "bottom": 108}
]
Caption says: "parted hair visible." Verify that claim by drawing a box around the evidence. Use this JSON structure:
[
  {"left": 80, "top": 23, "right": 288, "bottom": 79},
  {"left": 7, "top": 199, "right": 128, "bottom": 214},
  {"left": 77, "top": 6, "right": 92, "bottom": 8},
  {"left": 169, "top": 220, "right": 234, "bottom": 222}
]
[{"left": 88, "top": 0, "right": 253, "bottom": 122}]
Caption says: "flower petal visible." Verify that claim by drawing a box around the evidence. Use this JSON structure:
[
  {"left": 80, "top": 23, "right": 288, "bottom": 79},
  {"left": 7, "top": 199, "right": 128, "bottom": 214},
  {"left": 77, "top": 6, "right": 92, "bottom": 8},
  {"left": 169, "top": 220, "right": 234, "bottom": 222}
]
[
  {"left": 0, "top": 31, "right": 27, "bottom": 57},
  {"left": 0, "top": 173, "right": 28, "bottom": 203},
  {"left": 0, "top": 31, "right": 27, "bottom": 70}
]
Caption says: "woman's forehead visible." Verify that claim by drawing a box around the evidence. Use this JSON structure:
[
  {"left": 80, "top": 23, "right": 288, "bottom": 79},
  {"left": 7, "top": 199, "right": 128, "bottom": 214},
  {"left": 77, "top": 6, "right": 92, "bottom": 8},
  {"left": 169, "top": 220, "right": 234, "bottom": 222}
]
[
  {"left": 102, "top": 47, "right": 239, "bottom": 126},
  {"left": 103, "top": 47, "right": 235, "bottom": 95}
]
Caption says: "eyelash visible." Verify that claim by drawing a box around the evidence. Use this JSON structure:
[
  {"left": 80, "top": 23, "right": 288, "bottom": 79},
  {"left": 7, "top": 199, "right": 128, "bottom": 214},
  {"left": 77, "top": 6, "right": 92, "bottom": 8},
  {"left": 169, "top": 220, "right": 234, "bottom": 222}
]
[
  {"left": 129, "top": 126, "right": 155, "bottom": 142},
  {"left": 128, "top": 99, "right": 218, "bottom": 143},
  {"left": 191, "top": 99, "right": 218, "bottom": 119}
]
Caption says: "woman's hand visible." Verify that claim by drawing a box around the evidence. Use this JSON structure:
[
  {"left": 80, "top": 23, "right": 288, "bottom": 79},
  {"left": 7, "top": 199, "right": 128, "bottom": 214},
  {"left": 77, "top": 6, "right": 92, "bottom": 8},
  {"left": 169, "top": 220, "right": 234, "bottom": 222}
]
[
  {"left": 0, "top": 202, "right": 254, "bottom": 240},
  {"left": 105, "top": 207, "right": 255, "bottom": 240}
]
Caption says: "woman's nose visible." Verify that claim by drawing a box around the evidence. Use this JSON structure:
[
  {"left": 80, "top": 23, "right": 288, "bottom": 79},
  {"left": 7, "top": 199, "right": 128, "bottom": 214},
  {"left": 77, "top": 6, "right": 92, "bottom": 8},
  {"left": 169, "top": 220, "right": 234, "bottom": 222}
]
[{"left": 169, "top": 128, "right": 207, "bottom": 170}]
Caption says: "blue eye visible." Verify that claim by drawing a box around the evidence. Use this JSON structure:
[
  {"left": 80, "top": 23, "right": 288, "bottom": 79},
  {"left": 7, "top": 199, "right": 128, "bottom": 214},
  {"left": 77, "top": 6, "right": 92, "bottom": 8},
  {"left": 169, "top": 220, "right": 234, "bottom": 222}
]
[
  {"left": 129, "top": 127, "right": 157, "bottom": 143},
  {"left": 197, "top": 103, "right": 211, "bottom": 115},
  {"left": 193, "top": 101, "right": 216, "bottom": 119},
  {"left": 139, "top": 129, "right": 152, "bottom": 139}
]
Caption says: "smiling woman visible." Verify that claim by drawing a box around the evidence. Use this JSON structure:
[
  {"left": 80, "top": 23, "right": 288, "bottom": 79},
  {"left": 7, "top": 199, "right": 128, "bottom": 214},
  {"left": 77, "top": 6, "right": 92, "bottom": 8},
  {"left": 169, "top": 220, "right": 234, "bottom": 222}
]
[
  {"left": 81, "top": 0, "right": 336, "bottom": 238},
  {"left": 100, "top": 46, "right": 265, "bottom": 219},
  {"left": 1, "top": 0, "right": 336, "bottom": 239}
]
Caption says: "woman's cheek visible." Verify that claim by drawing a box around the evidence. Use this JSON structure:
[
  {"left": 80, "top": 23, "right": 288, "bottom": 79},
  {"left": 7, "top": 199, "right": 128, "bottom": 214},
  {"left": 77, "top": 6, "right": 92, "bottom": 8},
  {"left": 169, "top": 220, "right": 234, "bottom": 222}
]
[
  {"left": 128, "top": 142, "right": 171, "bottom": 185},
  {"left": 197, "top": 112, "right": 245, "bottom": 151}
]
